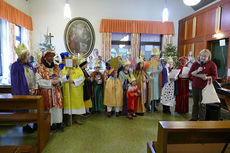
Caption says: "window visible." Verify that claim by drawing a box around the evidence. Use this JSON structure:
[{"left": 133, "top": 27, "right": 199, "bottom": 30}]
[
  {"left": 140, "top": 34, "right": 162, "bottom": 61},
  {"left": 15, "top": 25, "right": 22, "bottom": 46},
  {"left": 111, "top": 33, "right": 131, "bottom": 59}
]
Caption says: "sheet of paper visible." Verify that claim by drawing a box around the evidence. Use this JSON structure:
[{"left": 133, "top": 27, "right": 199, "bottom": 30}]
[
  {"left": 65, "top": 59, "right": 73, "bottom": 68},
  {"left": 181, "top": 67, "right": 190, "bottom": 78},
  {"left": 219, "top": 39, "right": 226, "bottom": 46},
  {"left": 228, "top": 69, "right": 230, "bottom": 76},
  {"left": 168, "top": 69, "right": 180, "bottom": 79}
]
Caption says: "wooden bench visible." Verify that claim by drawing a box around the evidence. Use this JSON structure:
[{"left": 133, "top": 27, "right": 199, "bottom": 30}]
[
  {"left": 147, "top": 121, "right": 230, "bottom": 153},
  {"left": 0, "top": 94, "right": 50, "bottom": 153}
]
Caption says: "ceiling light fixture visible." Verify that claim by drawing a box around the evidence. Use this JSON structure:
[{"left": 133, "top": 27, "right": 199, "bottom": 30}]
[
  {"left": 162, "top": 0, "right": 169, "bottom": 22},
  {"left": 183, "top": 0, "right": 201, "bottom": 6},
  {"left": 64, "top": 0, "right": 71, "bottom": 19}
]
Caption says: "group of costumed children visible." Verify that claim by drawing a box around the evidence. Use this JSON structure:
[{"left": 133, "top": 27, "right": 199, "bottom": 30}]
[{"left": 11, "top": 43, "right": 190, "bottom": 133}]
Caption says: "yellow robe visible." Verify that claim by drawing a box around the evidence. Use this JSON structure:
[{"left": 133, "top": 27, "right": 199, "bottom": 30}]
[
  {"left": 134, "top": 70, "right": 151, "bottom": 113},
  {"left": 62, "top": 67, "right": 85, "bottom": 113},
  {"left": 104, "top": 77, "right": 123, "bottom": 107}
]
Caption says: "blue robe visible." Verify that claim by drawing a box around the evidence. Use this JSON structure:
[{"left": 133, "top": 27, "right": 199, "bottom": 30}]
[
  {"left": 146, "top": 61, "right": 167, "bottom": 100},
  {"left": 11, "top": 62, "right": 34, "bottom": 95}
]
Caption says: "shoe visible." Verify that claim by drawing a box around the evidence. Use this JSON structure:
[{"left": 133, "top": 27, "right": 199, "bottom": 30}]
[
  {"left": 132, "top": 113, "right": 137, "bottom": 117},
  {"left": 50, "top": 124, "right": 57, "bottom": 131},
  {"left": 189, "top": 119, "right": 198, "bottom": 121},
  {"left": 74, "top": 115, "right": 83, "bottom": 125},
  {"left": 153, "top": 107, "right": 158, "bottom": 112},
  {"left": 56, "top": 123, "right": 64, "bottom": 132},
  {"left": 82, "top": 112, "right": 91, "bottom": 117},
  {"left": 23, "top": 124, "right": 34, "bottom": 133},
  {"left": 64, "top": 115, "right": 71, "bottom": 127},
  {"left": 107, "top": 112, "right": 112, "bottom": 117},
  {"left": 127, "top": 113, "right": 133, "bottom": 120},
  {"left": 115, "top": 112, "right": 120, "bottom": 117},
  {"left": 136, "top": 113, "right": 144, "bottom": 116}
]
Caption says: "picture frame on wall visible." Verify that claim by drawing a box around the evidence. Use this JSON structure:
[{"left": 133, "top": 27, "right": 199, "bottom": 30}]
[{"left": 64, "top": 17, "right": 95, "bottom": 57}]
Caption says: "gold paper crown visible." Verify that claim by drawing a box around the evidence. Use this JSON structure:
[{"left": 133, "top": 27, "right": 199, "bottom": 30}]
[
  {"left": 140, "top": 50, "right": 145, "bottom": 56},
  {"left": 122, "top": 58, "right": 131, "bottom": 66},
  {"left": 14, "top": 43, "right": 29, "bottom": 56},
  {"left": 167, "top": 56, "right": 173, "bottom": 63},
  {"left": 152, "top": 48, "right": 161, "bottom": 55},
  {"left": 127, "top": 74, "right": 136, "bottom": 83},
  {"left": 117, "top": 53, "right": 122, "bottom": 57},
  {"left": 108, "top": 57, "right": 121, "bottom": 69},
  {"left": 72, "top": 56, "right": 78, "bottom": 66},
  {"left": 136, "top": 56, "right": 144, "bottom": 64},
  {"left": 95, "top": 60, "right": 100, "bottom": 67}
]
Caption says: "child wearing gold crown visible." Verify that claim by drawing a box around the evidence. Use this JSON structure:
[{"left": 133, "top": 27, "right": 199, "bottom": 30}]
[
  {"left": 90, "top": 60, "right": 104, "bottom": 113},
  {"left": 104, "top": 57, "right": 123, "bottom": 117},
  {"left": 126, "top": 74, "right": 140, "bottom": 120},
  {"left": 134, "top": 56, "right": 151, "bottom": 115},
  {"left": 119, "top": 58, "right": 131, "bottom": 116},
  {"left": 160, "top": 57, "right": 178, "bottom": 114}
]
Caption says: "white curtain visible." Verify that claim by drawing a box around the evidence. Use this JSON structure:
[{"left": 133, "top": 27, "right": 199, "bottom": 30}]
[
  {"left": 1, "top": 20, "right": 15, "bottom": 84},
  {"left": 162, "top": 34, "right": 173, "bottom": 50},
  {"left": 131, "top": 33, "right": 140, "bottom": 60},
  {"left": 22, "top": 27, "right": 32, "bottom": 52},
  {"left": 101, "top": 32, "right": 111, "bottom": 61},
  {"left": 0, "top": 20, "right": 32, "bottom": 85}
]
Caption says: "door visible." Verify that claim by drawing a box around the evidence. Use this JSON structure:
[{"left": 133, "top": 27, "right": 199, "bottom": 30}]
[{"left": 211, "top": 39, "right": 229, "bottom": 79}]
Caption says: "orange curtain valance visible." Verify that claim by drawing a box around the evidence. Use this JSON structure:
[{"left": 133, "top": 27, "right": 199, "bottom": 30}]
[
  {"left": 0, "top": 0, "right": 33, "bottom": 31},
  {"left": 100, "top": 19, "right": 174, "bottom": 35}
]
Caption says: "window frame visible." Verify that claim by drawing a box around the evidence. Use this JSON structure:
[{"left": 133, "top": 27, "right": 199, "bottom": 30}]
[
  {"left": 139, "top": 34, "right": 163, "bottom": 51},
  {"left": 15, "top": 25, "right": 22, "bottom": 44}
]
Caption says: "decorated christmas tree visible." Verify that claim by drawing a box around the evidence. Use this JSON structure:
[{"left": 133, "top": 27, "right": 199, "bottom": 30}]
[
  {"left": 162, "top": 43, "right": 179, "bottom": 68},
  {"left": 39, "top": 34, "right": 55, "bottom": 52}
]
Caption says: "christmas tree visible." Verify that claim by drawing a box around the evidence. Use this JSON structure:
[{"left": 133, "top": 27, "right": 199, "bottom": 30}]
[
  {"left": 162, "top": 43, "right": 179, "bottom": 68},
  {"left": 39, "top": 34, "right": 55, "bottom": 52}
]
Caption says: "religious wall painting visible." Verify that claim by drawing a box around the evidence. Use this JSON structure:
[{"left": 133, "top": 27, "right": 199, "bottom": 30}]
[{"left": 64, "top": 17, "right": 95, "bottom": 57}]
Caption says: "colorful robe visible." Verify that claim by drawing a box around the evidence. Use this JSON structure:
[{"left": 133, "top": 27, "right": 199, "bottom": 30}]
[
  {"left": 175, "top": 65, "right": 189, "bottom": 113},
  {"left": 62, "top": 67, "right": 86, "bottom": 115},
  {"left": 160, "top": 67, "right": 177, "bottom": 107},
  {"left": 134, "top": 70, "right": 151, "bottom": 113},
  {"left": 81, "top": 69, "right": 92, "bottom": 108},
  {"left": 126, "top": 85, "right": 139, "bottom": 112},
  {"left": 104, "top": 77, "right": 123, "bottom": 107},
  {"left": 91, "top": 71, "right": 104, "bottom": 112},
  {"left": 36, "top": 64, "right": 63, "bottom": 110},
  {"left": 146, "top": 61, "right": 167, "bottom": 100},
  {"left": 119, "top": 71, "right": 130, "bottom": 114},
  {"left": 11, "top": 62, "right": 35, "bottom": 95}
]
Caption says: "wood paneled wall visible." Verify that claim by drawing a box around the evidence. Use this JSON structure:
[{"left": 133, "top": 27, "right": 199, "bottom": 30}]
[{"left": 178, "top": 0, "right": 230, "bottom": 81}]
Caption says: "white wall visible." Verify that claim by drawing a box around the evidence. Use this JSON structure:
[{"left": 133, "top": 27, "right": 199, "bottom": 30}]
[
  {"left": 10, "top": 0, "right": 195, "bottom": 54},
  {"left": 5, "top": 0, "right": 30, "bottom": 15}
]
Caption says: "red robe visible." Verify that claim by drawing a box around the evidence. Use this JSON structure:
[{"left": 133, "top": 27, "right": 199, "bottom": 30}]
[
  {"left": 126, "top": 85, "right": 139, "bottom": 111},
  {"left": 37, "top": 64, "right": 63, "bottom": 110},
  {"left": 175, "top": 65, "right": 189, "bottom": 113}
]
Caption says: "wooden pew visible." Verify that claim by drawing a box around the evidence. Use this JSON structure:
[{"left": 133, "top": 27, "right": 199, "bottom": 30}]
[
  {"left": 0, "top": 94, "right": 50, "bottom": 153},
  {"left": 147, "top": 121, "right": 230, "bottom": 153}
]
